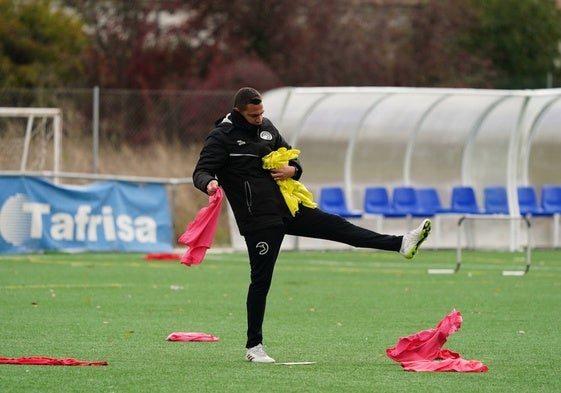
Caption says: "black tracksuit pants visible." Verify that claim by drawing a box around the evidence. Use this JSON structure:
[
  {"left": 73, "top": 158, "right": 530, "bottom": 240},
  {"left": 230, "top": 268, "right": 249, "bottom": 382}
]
[{"left": 243, "top": 205, "right": 403, "bottom": 348}]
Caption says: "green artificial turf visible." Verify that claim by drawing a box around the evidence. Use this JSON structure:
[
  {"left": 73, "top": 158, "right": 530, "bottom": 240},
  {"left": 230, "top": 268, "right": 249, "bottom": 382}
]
[{"left": 0, "top": 249, "right": 560, "bottom": 392}]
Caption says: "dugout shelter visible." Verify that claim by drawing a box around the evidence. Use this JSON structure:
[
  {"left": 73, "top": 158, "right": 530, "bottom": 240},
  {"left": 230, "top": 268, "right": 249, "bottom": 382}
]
[{"left": 228, "top": 87, "right": 561, "bottom": 251}]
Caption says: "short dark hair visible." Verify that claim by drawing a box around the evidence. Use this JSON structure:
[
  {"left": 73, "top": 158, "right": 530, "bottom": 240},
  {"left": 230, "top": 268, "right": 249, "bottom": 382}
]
[{"left": 233, "top": 87, "right": 262, "bottom": 110}]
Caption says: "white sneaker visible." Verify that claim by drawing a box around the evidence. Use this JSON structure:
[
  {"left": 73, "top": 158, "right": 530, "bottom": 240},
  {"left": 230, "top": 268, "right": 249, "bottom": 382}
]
[
  {"left": 246, "top": 344, "right": 275, "bottom": 363},
  {"left": 400, "top": 219, "right": 431, "bottom": 259}
]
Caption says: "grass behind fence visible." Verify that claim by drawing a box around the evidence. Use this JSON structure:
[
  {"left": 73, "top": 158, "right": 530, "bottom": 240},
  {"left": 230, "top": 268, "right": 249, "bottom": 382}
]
[{"left": 0, "top": 250, "right": 560, "bottom": 392}]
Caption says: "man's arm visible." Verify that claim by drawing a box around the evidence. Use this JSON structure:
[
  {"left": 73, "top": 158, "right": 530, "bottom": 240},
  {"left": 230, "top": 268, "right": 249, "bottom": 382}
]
[
  {"left": 192, "top": 133, "right": 227, "bottom": 195},
  {"left": 272, "top": 123, "right": 303, "bottom": 180}
]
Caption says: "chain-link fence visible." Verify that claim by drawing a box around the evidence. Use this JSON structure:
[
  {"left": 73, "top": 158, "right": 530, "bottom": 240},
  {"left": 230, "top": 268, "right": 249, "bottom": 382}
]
[{"left": 0, "top": 88, "right": 237, "bottom": 246}]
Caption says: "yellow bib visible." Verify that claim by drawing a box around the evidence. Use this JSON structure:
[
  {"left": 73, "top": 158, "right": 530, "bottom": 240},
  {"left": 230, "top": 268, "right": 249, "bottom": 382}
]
[{"left": 262, "top": 147, "right": 317, "bottom": 216}]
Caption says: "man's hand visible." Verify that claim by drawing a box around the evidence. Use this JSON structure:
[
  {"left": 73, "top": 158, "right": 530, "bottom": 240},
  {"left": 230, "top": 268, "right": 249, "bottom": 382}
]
[
  {"left": 206, "top": 179, "right": 219, "bottom": 195},
  {"left": 270, "top": 165, "right": 296, "bottom": 181}
]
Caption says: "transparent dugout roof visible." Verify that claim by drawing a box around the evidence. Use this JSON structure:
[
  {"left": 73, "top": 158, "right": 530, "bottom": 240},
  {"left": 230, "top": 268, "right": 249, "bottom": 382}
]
[{"left": 263, "top": 87, "right": 561, "bottom": 214}]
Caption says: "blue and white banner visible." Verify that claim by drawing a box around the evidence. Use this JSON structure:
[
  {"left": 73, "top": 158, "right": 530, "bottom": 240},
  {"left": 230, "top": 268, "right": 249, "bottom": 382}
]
[{"left": 0, "top": 176, "right": 173, "bottom": 254}]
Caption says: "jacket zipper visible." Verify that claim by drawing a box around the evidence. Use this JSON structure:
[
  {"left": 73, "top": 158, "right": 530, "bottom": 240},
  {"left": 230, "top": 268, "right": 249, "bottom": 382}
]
[{"left": 244, "top": 180, "right": 253, "bottom": 215}]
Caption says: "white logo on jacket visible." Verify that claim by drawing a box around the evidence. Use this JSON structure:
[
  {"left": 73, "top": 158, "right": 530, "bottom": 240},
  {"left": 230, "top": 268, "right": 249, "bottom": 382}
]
[{"left": 259, "top": 131, "right": 273, "bottom": 141}]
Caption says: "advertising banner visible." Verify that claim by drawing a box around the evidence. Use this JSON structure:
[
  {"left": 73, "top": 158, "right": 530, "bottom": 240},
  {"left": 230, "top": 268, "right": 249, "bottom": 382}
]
[{"left": 0, "top": 176, "right": 173, "bottom": 254}]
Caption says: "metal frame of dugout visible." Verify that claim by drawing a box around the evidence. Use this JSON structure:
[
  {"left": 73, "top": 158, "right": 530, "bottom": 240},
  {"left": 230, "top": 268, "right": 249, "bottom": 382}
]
[{"left": 427, "top": 215, "right": 532, "bottom": 276}]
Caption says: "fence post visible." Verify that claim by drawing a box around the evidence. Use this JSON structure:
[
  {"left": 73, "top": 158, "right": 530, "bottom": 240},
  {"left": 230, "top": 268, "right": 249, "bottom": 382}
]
[{"left": 92, "top": 86, "right": 100, "bottom": 174}]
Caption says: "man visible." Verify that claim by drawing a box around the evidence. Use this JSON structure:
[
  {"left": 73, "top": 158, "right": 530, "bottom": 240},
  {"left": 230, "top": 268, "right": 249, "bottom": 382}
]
[{"left": 192, "top": 87, "right": 431, "bottom": 363}]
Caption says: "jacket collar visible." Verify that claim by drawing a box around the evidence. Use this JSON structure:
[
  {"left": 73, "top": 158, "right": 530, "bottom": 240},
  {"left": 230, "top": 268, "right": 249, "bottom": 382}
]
[
  {"left": 216, "top": 110, "right": 261, "bottom": 134},
  {"left": 230, "top": 110, "right": 259, "bottom": 132}
]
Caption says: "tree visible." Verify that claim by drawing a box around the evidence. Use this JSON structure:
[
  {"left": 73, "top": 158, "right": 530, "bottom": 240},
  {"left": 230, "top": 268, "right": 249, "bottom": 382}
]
[
  {"left": 468, "top": 0, "right": 561, "bottom": 88},
  {"left": 0, "top": 0, "right": 87, "bottom": 88},
  {"left": 190, "top": 0, "right": 391, "bottom": 87},
  {"left": 399, "top": 0, "right": 496, "bottom": 88},
  {"left": 67, "top": 0, "right": 179, "bottom": 89}
]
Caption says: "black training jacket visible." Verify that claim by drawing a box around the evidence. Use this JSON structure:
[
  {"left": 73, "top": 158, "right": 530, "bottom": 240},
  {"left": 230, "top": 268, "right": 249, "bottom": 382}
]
[{"left": 192, "top": 110, "right": 302, "bottom": 235}]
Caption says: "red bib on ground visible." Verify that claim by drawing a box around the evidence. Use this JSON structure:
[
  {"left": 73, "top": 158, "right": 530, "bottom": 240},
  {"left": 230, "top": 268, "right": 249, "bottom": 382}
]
[{"left": 386, "top": 309, "right": 488, "bottom": 372}]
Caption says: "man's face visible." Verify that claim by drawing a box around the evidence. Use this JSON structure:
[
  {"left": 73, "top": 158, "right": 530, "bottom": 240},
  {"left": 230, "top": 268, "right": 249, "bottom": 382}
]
[{"left": 238, "top": 103, "right": 264, "bottom": 126}]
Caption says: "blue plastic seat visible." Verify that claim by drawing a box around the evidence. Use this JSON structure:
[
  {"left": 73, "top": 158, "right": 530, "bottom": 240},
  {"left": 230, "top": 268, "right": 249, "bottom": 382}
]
[
  {"left": 541, "top": 185, "right": 561, "bottom": 248},
  {"left": 484, "top": 186, "right": 509, "bottom": 214},
  {"left": 449, "top": 186, "right": 482, "bottom": 214},
  {"left": 363, "top": 186, "right": 405, "bottom": 217},
  {"left": 541, "top": 185, "right": 561, "bottom": 214},
  {"left": 391, "top": 186, "right": 418, "bottom": 216},
  {"left": 319, "top": 186, "right": 362, "bottom": 218},
  {"left": 415, "top": 187, "right": 448, "bottom": 216},
  {"left": 517, "top": 186, "right": 549, "bottom": 216}
]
